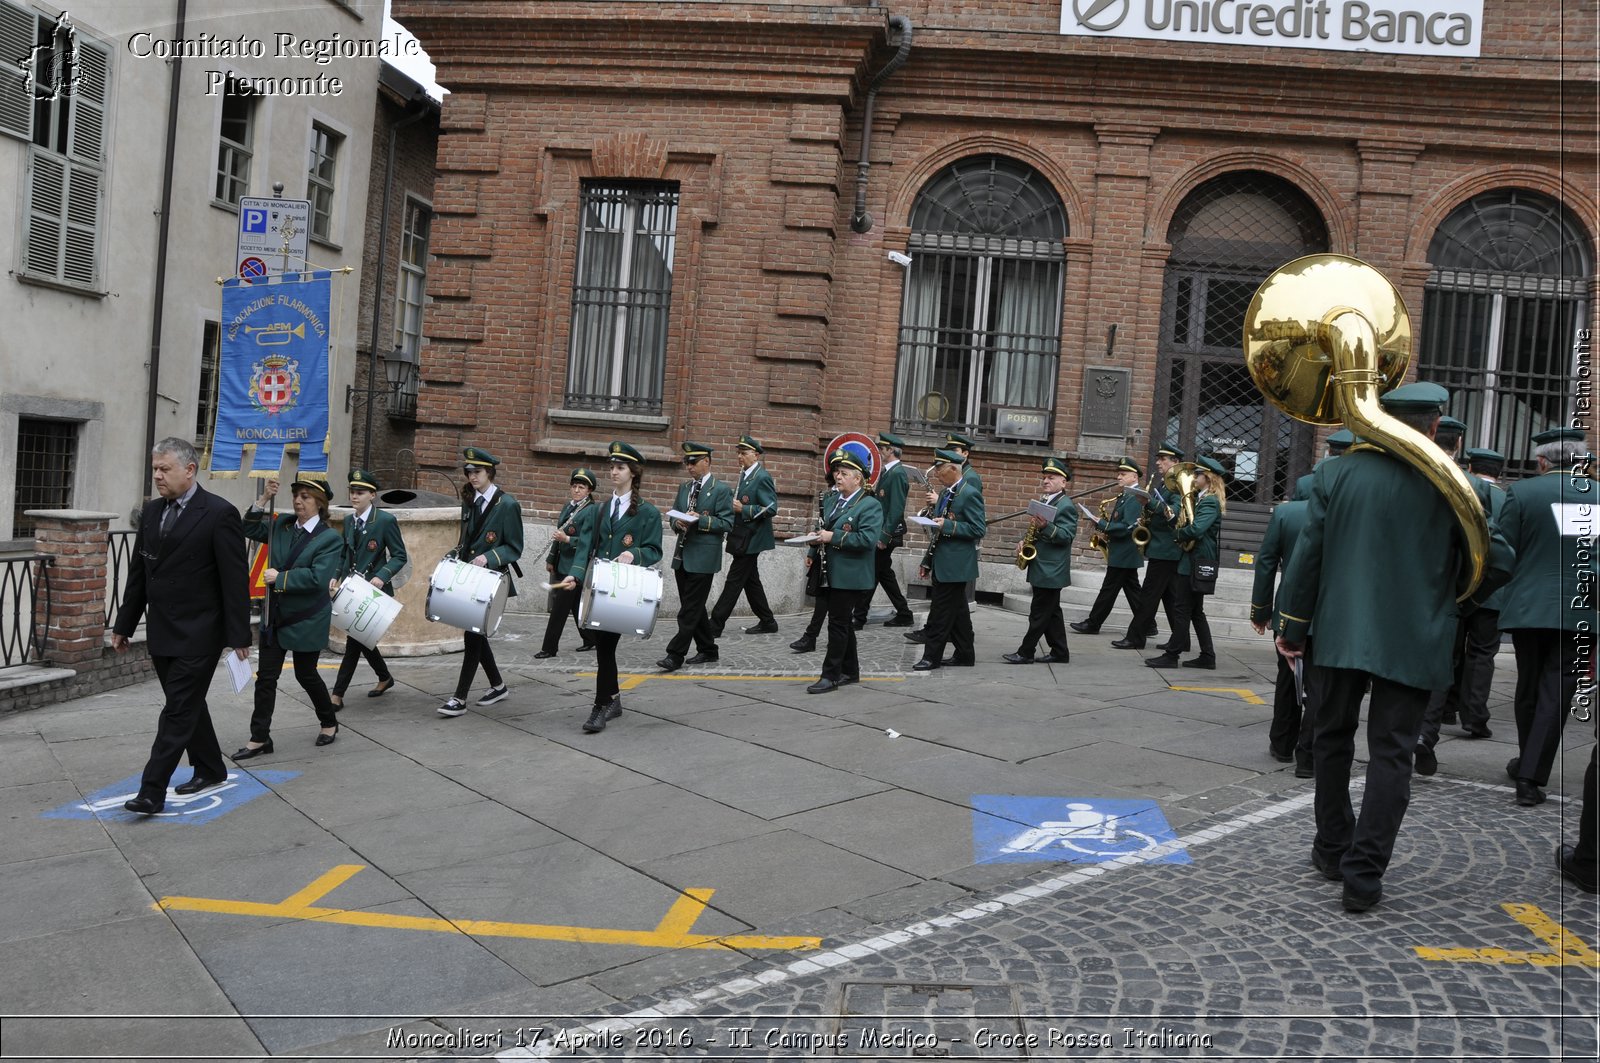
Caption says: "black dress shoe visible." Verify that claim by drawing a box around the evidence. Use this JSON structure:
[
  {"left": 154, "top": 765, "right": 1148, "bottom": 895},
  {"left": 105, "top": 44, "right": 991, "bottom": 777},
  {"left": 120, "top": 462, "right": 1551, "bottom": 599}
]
[
  {"left": 1109, "top": 638, "right": 1145, "bottom": 650},
  {"left": 1341, "top": 883, "right": 1382, "bottom": 913},
  {"left": 315, "top": 725, "right": 340, "bottom": 747},
  {"left": 1414, "top": 743, "right": 1437, "bottom": 776},
  {"left": 939, "top": 657, "right": 975, "bottom": 667},
  {"left": 657, "top": 655, "right": 684, "bottom": 672},
  {"left": 838, "top": 675, "right": 859, "bottom": 686},
  {"left": 173, "top": 775, "right": 225, "bottom": 796},
  {"left": 1181, "top": 655, "right": 1216, "bottom": 669},
  {"left": 533, "top": 649, "right": 557, "bottom": 659},
  {"left": 1462, "top": 723, "right": 1492, "bottom": 739},
  {"left": 1040, "top": 651, "right": 1071, "bottom": 664},
  {"left": 1295, "top": 751, "right": 1314, "bottom": 778},
  {"left": 1145, "top": 653, "right": 1180, "bottom": 668},
  {"left": 806, "top": 678, "right": 839, "bottom": 694},
  {"left": 789, "top": 636, "right": 817, "bottom": 652},
  {"left": 368, "top": 677, "right": 395, "bottom": 697},
  {"left": 1144, "top": 623, "right": 1160, "bottom": 637},
  {"left": 576, "top": 642, "right": 596, "bottom": 652},
  {"left": 1002, "top": 653, "right": 1035, "bottom": 665},
  {"left": 124, "top": 795, "right": 164, "bottom": 815},
  {"left": 1069, "top": 621, "right": 1099, "bottom": 635},
  {"left": 903, "top": 630, "right": 930, "bottom": 644},
  {"left": 883, "top": 614, "right": 915, "bottom": 627},
  {"left": 604, "top": 697, "right": 623, "bottom": 721},
  {"left": 1269, "top": 748, "right": 1294, "bottom": 764},
  {"left": 1506, "top": 755, "right": 1521, "bottom": 781},
  {"left": 582, "top": 705, "right": 610, "bottom": 733},
  {"left": 744, "top": 621, "right": 780, "bottom": 634},
  {"left": 1311, "top": 849, "right": 1344, "bottom": 881},
  {"left": 1515, "top": 780, "right": 1547, "bottom": 806},
  {"left": 685, "top": 651, "right": 719, "bottom": 666},
  {"left": 912, "top": 658, "right": 940, "bottom": 671},
  {"left": 1557, "top": 843, "right": 1600, "bottom": 893},
  {"left": 230, "top": 741, "right": 273, "bottom": 761}
]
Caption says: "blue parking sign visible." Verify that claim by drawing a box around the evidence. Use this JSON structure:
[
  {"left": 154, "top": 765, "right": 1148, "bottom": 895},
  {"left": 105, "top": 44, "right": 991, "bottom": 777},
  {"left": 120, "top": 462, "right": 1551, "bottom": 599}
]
[{"left": 242, "top": 207, "right": 268, "bottom": 233}]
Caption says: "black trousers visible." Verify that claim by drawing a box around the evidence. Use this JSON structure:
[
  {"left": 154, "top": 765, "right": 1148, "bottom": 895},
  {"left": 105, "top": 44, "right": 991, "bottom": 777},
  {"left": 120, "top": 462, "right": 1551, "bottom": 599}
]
[
  {"left": 1575, "top": 744, "right": 1599, "bottom": 872},
  {"left": 822, "top": 588, "right": 867, "bottom": 681},
  {"left": 1268, "top": 647, "right": 1300, "bottom": 757},
  {"left": 1509, "top": 628, "right": 1590, "bottom": 786},
  {"left": 1124, "top": 556, "right": 1183, "bottom": 646},
  {"left": 1181, "top": 580, "right": 1215, "bottom": 658},
  {"left": 252, "top": 637, "right": 338, "bottom": 742},
  {"left": 711, "top": 552, "right": 775, "bottom": 631},
  {"left": 1420, "top": 608, "right": 1498, "bottom": 746},
  {"left": 138, "top": 654, "right": 227, "bottom": 801},
  {"left": 803, "top": 589, "right": 829, "bottom": 639},
  {"left": 1084, "top": 565, "right": 1144, "bottom": 630},
  {"left": 666, "top": 570, "right": 717, "bottom": 658},
  {"left": 1018, "top": 586, "right": 1069, "bottom": 659},
  {"left": 923, "top": 578, "right": 974, "bottom": 663},
  {"left": 331, "top": 637, "right": 391, "bottom": 697},
  {"left": 592, "top": 630, "right": 623, "bottom": 707},
  {"left": 1309, "top": 663, "right": 1430, "bottom": 898},
  {"left": 454, "top": 630, "right": 503, "bottom": 700},
  {"left": 540, "top": 581, "right": 592, "bottom": 654},
  {"left": 1294, "top": 637, "right": 1320, "bottom": 762},
  {"left": 854, "top": 545, "right": 912, "bottom": 624}
]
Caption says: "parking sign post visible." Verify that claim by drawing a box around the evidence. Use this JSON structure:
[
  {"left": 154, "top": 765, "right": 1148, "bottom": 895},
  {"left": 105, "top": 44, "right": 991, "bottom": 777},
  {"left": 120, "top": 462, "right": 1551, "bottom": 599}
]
[{"left": 236, "top": 196, "right": 311, "bottom": 279}]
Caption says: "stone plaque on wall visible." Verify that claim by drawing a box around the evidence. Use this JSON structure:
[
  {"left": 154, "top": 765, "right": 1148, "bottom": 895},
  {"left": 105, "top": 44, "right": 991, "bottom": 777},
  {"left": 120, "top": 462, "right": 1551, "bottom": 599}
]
[{"left": 1079, "top": 366, "right": 1130, "bottom": 438}]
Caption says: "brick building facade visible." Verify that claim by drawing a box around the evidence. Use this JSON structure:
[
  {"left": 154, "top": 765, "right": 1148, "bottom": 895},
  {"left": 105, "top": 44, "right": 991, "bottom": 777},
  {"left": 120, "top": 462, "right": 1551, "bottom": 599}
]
[{"left": 394, "top": 0, "right": 1597, "bottom": 559}]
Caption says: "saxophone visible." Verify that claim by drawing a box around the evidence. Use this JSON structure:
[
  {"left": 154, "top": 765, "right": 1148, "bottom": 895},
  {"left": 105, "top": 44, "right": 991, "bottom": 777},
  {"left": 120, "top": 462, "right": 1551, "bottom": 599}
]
[
  {"left": 1131, "top": 473, "right": 1156, "bottom": 554},
  {"left": 1015, "top": 502, "right": 1042, "bottom": 570},
  {"left": 1087, "top": 494, "right": 1116, "bottom": 559}
]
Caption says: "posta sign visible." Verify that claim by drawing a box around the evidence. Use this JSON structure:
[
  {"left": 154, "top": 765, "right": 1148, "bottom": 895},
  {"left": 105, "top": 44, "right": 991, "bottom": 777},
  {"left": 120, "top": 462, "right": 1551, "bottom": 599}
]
[{"left": 1061, "top": 0, "right": 1483, "bottom": 58}]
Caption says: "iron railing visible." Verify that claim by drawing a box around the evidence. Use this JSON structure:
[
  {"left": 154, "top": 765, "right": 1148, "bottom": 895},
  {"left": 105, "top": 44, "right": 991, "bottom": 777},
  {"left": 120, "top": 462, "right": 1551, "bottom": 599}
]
[
  {"left": 0, "top": 554, "right": 52, "bottom": 667},
  {"left": 105, "top": 529, "right": 138, "bottom": 630}
]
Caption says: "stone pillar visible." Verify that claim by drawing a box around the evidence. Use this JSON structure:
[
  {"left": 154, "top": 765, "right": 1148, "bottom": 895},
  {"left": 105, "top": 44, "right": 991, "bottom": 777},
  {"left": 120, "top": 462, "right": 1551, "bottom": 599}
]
[{"left": 26, "top": 510, "right": 118, "bottom": 667}]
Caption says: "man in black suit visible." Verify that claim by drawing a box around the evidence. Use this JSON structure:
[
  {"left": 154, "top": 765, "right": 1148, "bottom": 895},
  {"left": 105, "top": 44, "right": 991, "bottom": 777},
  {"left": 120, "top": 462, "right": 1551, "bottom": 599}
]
[{"left": 112, "top": 438, "right": 252, "bottom": 814}]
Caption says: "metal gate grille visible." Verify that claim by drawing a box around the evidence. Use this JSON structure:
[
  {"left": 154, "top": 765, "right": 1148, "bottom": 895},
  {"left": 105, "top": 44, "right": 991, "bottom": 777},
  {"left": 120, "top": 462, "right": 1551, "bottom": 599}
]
[
  {"left": 1419, "top": 189, "right": 1594, "bottom": 478},
  {"left": 1157, "top": 171, "right": 1329, "bottom": 505}
]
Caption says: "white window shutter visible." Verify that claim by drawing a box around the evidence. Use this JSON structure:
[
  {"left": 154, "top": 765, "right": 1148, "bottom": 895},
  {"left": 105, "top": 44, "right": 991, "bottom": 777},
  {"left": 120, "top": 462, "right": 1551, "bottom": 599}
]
[
  {"left": 68, "top": 36, "right": 109, "bottom": 163},
  {"left": 0, "top": 0, "right": 36, "bottom": 142},
  {"left": 63, "top": 161, "right": 99, "bottom": 285},
  {"left": 24, "top": 149, "right": 65, "bottom": 276}
]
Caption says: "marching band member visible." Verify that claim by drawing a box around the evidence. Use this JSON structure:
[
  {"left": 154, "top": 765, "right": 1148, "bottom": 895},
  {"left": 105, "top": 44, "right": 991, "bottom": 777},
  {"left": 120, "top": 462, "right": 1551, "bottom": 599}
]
[
  {"left": 659, "top": 442, "right": 733, "bottom": 672},
  {"left": 585, "top": 441, "right": 663, "bottom": 733},
  {"left": 791, "top": 475, "right": 839, "bottom": 654},
  {"left": 1072, "top": 459, "right": 1147, "bottom": 637},
  {"left": 806, "top": 448, "right": 884, "bottom": 693},
  {"left": 1002, "top": 455, "right": 1078, "bottom": 665},
  {"left": 1251, "top": 490, "right": 1311, "bottom": 773},
  {"left": 913, "top": 448, "right": 986, "bottom": 670},
  {"left": 1115, "top": 443, "right": 1184, "bottom": 652},
  {"left": 944, "top": 432, "right": 983, "bottom": 492},
  {"left": 329, "top": 468, "right": 408, "bottom": 706},
  {"left": 438, "top": 448, "right": 524, "bottom": 718},
  {"left": 1152, "top": 455, "right": 1226, "bottom": 669},
  {"left": 710, "top": 435, "right": 780, "bottom": 638},
  {"left": 236, "top": 475, "right": 343, "bottom": 757},
  {"left": 854, "top": 432, "right": 915, "bottom": 629},
  {"left": 536, "top": 468, "right": 599, "bottom": 659}
]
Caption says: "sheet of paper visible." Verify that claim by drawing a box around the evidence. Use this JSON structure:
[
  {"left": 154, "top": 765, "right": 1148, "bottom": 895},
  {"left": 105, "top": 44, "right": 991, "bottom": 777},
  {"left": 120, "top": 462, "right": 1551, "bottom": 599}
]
[
  {"left": 665, "top": 508, "right": 696, "bottom": 523},
  {"left": 1027, "top": 499, "right": 1058, "bottom": 521},
  {"left": 907, "top": 514, "right": 941, "bottom": 527},
  {"left": 1077, "top": 503, "right": 1098, "bottom": 520},
  {"left": 226, "top": 652, "right": 252, "bottom": 694},
  {"left": 784, "top": 532, "right": 821, "bottom": 544}
]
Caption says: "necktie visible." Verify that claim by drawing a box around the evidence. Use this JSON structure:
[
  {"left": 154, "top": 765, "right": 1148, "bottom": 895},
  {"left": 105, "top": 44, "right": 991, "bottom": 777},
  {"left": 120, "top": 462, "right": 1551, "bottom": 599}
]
[
  {"left": 830, "top": 493, "right": 846, "bottom": 521},
  {"left": 356, "top": 517, "right": 366, "bottom": 534},
  {"left": 477, "top": 495, "right": 488, "bottom": 515},
  {"left": 159, "top": 501, "right": 178, "bottom": 539},
  {"left": 938, "top": 487, "right": 954, "bottom": 517}
]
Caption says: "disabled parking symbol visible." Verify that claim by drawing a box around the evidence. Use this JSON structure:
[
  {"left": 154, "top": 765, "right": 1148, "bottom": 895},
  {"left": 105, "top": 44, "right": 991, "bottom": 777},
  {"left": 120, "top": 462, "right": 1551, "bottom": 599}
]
[
  {"left": 41, "top": 770, "right": 298, "bottom": 824},
  {"left": 973, "top": 795, "right": 1189, "bottom": 865}
]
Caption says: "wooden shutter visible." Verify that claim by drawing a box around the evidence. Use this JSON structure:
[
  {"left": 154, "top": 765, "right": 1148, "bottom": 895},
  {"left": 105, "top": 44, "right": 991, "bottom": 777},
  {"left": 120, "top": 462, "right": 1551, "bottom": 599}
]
[
  {"left": 0, "top": 0, "right": 35, "bottom": 142},
  {"left": 23, "top": 148, "right": 64, "bottom": 276},
  {"left": 68, "top": 35, "right": 108, "bottom": 163}
]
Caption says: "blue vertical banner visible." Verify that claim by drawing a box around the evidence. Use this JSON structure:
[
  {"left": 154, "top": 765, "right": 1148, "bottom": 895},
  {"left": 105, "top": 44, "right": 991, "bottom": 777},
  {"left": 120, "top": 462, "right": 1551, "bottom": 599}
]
[{"left": 211, "top": 271, "right": 333, "bottom": 475}]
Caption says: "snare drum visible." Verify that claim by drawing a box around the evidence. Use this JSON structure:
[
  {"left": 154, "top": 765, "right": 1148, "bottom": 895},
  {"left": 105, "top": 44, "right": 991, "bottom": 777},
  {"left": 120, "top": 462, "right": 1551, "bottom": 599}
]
[
  {"left": 426, "top": 557, "right": 509, "bottom": 635},
  {"left": 330, "top": 576, "right": 403, "bottom": 649},
  {"left": 578, "top": 560, "right": 663, "bottom": 637}
]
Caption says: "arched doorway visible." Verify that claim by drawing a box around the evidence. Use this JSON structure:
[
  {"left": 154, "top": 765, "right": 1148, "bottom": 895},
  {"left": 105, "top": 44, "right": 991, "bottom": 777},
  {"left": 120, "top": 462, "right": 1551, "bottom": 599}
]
[{"left": 1155, "top": 171, "right": 1330, "bottom": 507}]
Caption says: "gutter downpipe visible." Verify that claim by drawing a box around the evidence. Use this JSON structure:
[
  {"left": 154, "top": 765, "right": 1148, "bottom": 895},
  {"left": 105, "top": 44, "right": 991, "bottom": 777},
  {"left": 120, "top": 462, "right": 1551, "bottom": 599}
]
[
  {"left": 142, "top": 0, "right": 186, "bottom": 489},
  {"left": 849, "top": 14, "right": 912, "bottom": 234}
]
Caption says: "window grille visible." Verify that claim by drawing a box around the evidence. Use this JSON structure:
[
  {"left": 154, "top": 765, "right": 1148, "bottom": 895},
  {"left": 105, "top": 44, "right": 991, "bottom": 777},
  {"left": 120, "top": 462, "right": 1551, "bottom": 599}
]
[
  {"left": 13, "top": 418, "right": 77, "bottom": 538},
  {"left": 215, "top": 78, "right": 252, "bottom": 206},
  {"left": 892, "top": 155, "right": 1067, "bottom": 444},
  {"left": 306, "top": 123, "right": 341, "bottom": 241},
  {"left": 1419, "top": 188, "right": 1594, "bottom": 478},
  {"left": 390, "top": 199, "right": 430, "bottom": 419},
  {"left": 197, "top": 321, "right": 220, "bottom": 449},
  {"left": 564, "top": 182, "right": 678, "bottom": 414}
]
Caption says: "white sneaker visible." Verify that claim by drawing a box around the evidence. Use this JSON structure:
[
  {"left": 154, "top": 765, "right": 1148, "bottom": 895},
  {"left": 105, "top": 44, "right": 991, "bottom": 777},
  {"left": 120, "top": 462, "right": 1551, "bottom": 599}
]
[
  {"left": 437, "top": 698, "right": 468, "bottom": 717},
  {"left": 476, "top": 685, "right": 509, "bottom": 706}
]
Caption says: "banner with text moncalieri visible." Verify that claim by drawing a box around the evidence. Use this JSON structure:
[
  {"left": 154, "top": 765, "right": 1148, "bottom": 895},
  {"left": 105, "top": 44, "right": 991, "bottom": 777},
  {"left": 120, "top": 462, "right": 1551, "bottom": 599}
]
[
  {"left": 1061, "top": 0, "right": 1483, "bottom": 58},
  {"left": 212, "top": 271, "right": 332, "bottom": 476}
]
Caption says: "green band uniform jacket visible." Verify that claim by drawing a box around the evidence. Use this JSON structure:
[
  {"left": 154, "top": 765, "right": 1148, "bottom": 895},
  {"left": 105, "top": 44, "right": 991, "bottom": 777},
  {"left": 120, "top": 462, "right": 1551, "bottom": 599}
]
[
  {"left": 1098, "top": 490, "right": 1146, "bottom": 570},
  {"left": 1141, "top": 483, "right": 1183, "bottom": 562},
  {"left": 593, "top": 496, "right": 665, "bottom": 569},
  {"left": 1024, "top": 491, "right": 1079, "bottom": 590},
  {"left": 1275, "top": 446, "right": 1515, "bottom": 691},
  {"left": 730, "top": 464, "right": 778, "bottom": 556},
  {"left": 1496, "top": 469, "right": 1595, "bottom": 631},
  {"left": 1174, "top": 493, "right": 1222, "bottom": 577},
  {"left": 341, "top": 507, "right": 408, "bottom": 595},
  {"left": 875, "top": 460, "right": 910, "bottom": 548},
  {"left": 1250, "top": 499, "right": 1307, "bottom": 627},
  {"left": 925, "top": 477, "right": 987, "bottom": 583},
  {"left": 244, "top": 509, "right": 343, "bottom": 652},
  {"left": 1469, "top": 474, "right": 1509, "bottom": 614},
  {"left": 670, "top": 475, "right": 734, "bottom": 574},
  {"left": 459, "top": 489, "right": 525, "bottom": 598},
  {"left": 547, "top": 499, "right": 598, "bottom": 582},
  {"left": 807, "top": 489, "right": 884, "bottom": 591}
]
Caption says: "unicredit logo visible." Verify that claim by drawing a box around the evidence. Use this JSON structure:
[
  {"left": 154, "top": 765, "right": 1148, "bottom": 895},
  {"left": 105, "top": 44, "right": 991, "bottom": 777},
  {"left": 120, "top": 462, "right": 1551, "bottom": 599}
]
[{"left": 1074, "top": 0, "right": 1131, "bottom": 31}]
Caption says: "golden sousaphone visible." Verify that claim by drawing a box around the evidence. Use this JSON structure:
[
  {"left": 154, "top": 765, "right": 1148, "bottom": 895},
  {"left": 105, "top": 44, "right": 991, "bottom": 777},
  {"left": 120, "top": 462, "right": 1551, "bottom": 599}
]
[{"left": 1242, "top": 253, "right": 1488, "bottom": 599}]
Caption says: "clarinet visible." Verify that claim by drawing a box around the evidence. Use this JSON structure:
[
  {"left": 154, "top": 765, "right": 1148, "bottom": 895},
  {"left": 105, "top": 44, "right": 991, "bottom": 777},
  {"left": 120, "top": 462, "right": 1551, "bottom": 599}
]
[
  {"left": 814, "top": 489, "right": 831, "bottom": 590},
  {"left": 673, "top": 480, "right": 700, "bottom": 566}
]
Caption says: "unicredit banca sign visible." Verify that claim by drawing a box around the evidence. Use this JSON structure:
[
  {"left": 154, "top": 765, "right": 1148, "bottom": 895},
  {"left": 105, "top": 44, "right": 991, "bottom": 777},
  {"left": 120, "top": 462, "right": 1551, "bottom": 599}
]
[{"left": 1062, "top": 0, "right": 1483, "bottom": 58}]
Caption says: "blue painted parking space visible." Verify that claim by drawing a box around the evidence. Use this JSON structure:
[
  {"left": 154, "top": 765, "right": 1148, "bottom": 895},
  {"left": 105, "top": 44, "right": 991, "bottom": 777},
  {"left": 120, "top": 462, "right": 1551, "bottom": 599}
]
[
  {"left": 41, "top": 770, "right": 298, "bottom": 824},
  {"left": 972, "top": 795, "right": 1189, "bottom": 865}
]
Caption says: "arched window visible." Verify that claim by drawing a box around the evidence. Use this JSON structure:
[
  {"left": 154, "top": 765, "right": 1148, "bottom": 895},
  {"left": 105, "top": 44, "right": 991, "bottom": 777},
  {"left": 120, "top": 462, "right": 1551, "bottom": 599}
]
[
  {"left": 892, "top": 155, "right": 1067, "bottom": 443},
  {"left": 1156, "top": 171, "right": 1329, "bottom": 505},
  {"left": 1419, "top": 188, "right": 1594, "bottom": 475}
]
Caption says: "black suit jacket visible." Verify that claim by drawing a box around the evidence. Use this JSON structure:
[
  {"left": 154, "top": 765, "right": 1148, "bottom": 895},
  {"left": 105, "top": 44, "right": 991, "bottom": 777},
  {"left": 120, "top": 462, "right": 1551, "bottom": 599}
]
[{"left": 113, "top": 484, "right": 251, "bottom": 657}]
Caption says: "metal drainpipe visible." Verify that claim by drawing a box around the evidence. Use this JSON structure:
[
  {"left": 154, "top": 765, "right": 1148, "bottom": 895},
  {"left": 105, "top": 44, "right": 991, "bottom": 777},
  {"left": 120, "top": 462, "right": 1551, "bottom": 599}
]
[
  {"left": 361, "top": 96, "right": 431, "bottom": 471},
  {"left": 849, "top": 14, "right": 912, "bottom": 234},
  {"left": 141, "top": 0, "right": 186, "bottom": 490}
]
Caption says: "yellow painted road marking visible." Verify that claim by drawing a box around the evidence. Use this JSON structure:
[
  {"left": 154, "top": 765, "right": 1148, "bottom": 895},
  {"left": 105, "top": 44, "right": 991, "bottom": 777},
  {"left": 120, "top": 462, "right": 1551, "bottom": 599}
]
[
  {"left": 1415, "top": 903, "right": 1600, "bottom": 967},
  {"left": 156, "top": 864, "right": 820, "bottom": 952},
  {"left": 1171, "top": 685, "right": 1266, "bottom": 705},
  {"left": 580, "top": 672, "right": 906, "bottom": 691}
]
